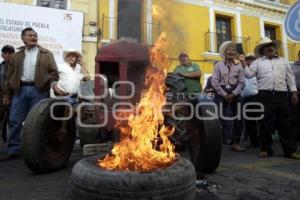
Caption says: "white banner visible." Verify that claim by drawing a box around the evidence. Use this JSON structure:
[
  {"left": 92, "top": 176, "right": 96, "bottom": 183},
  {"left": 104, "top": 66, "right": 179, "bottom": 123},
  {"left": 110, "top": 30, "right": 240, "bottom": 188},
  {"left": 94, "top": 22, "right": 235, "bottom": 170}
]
[{"left": 0, "top": 2, "right": 83, "bottom": 64}]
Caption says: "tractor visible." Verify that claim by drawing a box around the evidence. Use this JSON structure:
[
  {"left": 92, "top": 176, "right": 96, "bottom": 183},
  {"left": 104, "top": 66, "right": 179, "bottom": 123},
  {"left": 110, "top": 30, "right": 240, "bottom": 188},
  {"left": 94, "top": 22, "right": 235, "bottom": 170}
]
[{"left": 21, "top": 40, "right": 222, "bottom": 174}]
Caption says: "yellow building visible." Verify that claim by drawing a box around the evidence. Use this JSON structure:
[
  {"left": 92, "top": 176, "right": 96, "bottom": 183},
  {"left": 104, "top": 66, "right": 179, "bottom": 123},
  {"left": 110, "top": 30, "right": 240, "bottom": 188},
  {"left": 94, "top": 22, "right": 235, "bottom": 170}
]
[{"left": 2, "top": 0, "right": 300, "bottom": 84}]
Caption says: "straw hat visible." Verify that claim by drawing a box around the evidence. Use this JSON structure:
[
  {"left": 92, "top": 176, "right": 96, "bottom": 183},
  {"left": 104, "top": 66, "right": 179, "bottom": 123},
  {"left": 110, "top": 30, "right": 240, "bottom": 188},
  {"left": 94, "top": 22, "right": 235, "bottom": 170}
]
[
  {"left": 63, "top": 48, "right": 82, "bottom": 62},
  {"left": 219, "top": 41, "right": 236, "bottom": 58},
  {"left": 245, "top": 53, "right": 256, "bottom": 59},
  {"left": 254, "top": 37, "right": 281, "bottom": 57}
]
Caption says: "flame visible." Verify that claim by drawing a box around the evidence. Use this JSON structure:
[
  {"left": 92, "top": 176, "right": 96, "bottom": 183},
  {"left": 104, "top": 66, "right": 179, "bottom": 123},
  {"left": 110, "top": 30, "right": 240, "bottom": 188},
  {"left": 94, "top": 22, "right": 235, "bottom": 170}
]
[{"left": 98, "top": 32, "right": 176, "bottom": 171}]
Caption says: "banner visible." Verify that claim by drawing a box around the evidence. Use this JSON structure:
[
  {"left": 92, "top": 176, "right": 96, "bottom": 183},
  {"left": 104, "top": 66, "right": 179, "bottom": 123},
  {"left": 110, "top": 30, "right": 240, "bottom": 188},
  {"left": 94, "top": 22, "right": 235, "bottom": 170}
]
[{"left": 0, "top": 2, "right": 83, "bottom": 64}]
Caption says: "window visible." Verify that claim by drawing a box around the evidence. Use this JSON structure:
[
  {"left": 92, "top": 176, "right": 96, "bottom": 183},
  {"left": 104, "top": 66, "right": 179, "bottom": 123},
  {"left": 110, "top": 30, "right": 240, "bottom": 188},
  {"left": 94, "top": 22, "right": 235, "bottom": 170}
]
[
  {"left": 37, "top": 0, "right": 67, "bottom": 9},
  {"left": 216, "top": 16, "right": 232, "bottom": 51},
  {"left": 117, "top": 0, "right": 142, "bottom": 42},
  {"left": 264, "top": 25, "right": 276, "bottom": 40}
]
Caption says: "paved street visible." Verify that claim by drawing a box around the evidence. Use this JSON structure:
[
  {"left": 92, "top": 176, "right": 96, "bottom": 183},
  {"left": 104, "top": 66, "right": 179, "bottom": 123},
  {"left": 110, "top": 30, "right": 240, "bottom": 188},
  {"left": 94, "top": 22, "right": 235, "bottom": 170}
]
[{"left": 0, "top": 142, "right": 299, "bottom": 200}]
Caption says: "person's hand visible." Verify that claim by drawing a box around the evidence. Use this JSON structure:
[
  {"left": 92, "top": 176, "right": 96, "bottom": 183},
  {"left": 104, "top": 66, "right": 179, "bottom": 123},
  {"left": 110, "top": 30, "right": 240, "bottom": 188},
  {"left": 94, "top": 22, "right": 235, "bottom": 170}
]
[
  {"left": 237, "top": 54, "right": 245, "bottom": 62},
  {"left": 292, "top": 92, "right": 299, "bottom": 106},
  {"left": 3, "top": 95, "right": 10, "bottom": 106},
  {"left": 77, "top": 58, "right": 82, "bottom": 65},
  {"left": 237, "top": 54, "right": 248, "bottom": 68},
  {"left": 53, "top": 84, "right": 67, "bottom": 96},
  {"left": 224, "top": 94, "right": 234, "bottom": 104}
]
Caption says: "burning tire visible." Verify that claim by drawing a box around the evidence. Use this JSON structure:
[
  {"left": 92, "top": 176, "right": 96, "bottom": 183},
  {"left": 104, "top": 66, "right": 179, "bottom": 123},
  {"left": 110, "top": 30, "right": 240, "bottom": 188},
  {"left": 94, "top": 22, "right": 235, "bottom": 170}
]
[
  {"left": 22, "top": 98, "right": 75, "bottom": 174},
  {"left": 69, "top": 155, "right": 196, "bottom": 200}
]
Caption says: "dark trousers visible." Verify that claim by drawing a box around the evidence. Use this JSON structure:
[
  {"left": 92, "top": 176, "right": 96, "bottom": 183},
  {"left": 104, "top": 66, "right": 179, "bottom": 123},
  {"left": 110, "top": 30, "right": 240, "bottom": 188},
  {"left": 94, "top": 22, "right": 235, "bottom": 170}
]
[
  {"left": 242, "top": 95, "right": 259, "bottom": 146},
  {"left": 7, "top": 85, "right": 49, "bottom": 154},
  {"left": 258, "top": 91, "right": 297, "bottom": 156},
  {"left": 290, "top": 93, "right": 300, "bottom": 142},
  {"left": 215, "top": 94, "right": 242, "bottom": 144}
]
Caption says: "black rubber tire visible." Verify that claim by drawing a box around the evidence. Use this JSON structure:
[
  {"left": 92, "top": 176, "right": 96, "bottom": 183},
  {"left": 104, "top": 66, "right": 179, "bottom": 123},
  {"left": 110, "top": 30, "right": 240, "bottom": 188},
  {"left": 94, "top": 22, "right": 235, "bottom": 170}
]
[
  {"left": 188, "top": 100, "right": 222, "bottom": 174},
  {"left": 22, "top": 98, "right": 75, "bottom": 174},
  {"left": 69, "top": 156, "right": 196, "bottom": 200},
  {"left": 77, "top": 118, "right": 103, "bottom": 147}
]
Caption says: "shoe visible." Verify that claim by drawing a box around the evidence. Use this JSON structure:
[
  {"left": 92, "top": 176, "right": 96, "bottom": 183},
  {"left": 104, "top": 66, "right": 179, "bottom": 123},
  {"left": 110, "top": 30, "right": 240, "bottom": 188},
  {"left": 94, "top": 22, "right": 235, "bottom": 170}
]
[
  {"left": 0, "top": 153, "right": 20, "bottom": 161},
  {"left": 288, "top": 152, "right": 300, "bottom": 160},
  {"left": 231, "top": 144, "right": 245, "bottom": 152},
  {"left": 258, "top": 151, "right": 272, "bottom": 158}
]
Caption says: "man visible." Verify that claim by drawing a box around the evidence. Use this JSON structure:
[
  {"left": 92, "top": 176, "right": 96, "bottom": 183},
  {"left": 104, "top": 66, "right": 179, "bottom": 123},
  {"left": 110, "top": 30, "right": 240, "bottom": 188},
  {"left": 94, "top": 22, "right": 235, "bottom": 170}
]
[
  {"left": 0, "top": 27, "right": 59, "bottom": 160},
  {"left": 0, "top": 45, "right": 15, "bottom": 145},
  {"left": 212, "top": 41, "right": 245, "bottom": 152},
  {"left": 291, "top": 50, "right": 300, "bottom": 142},
  {"left": 174, "top": 52, "right": 202, "bottom": 94},
  {"left": 242, "top": 37, "right": 300, "bottom": 159},
  {"left": 241, "top": 53, "right": 259, "bottom": 148}
]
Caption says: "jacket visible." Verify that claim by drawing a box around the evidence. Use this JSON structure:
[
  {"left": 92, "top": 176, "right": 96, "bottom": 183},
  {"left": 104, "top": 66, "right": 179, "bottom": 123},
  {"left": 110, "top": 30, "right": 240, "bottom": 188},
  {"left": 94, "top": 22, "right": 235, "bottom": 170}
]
[{"left": 4, "top": 45, "right": 59, "bottom": 95}]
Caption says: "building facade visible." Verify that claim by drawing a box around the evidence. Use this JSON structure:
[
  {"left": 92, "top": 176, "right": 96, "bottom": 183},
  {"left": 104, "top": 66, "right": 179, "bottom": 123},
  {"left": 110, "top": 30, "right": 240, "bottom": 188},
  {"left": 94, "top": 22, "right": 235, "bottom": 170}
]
[{"left": 1, "top": 0, "right": 300, "bottom": 83}]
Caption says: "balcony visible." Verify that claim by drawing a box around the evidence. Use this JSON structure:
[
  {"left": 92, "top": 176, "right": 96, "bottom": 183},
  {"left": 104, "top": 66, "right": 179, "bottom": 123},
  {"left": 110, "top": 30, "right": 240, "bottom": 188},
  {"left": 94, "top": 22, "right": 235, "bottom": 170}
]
[
  {"left": 204, "top": 32, "right": 251, "bottom": 55},
  {"left": 100, "top": 15, "right": 161, "bottom": 45},
  {"left": 255, "top": 0, "right": 291, "bottom": 6}
]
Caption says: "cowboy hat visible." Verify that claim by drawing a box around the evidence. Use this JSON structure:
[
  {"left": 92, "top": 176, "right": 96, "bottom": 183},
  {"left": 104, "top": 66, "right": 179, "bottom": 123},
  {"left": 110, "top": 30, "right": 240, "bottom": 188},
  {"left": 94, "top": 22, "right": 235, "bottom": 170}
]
[
  {"left": 63, "top": 48, "right": 82, "bottom": 62},
  {"left": 219, "top": 41, "right": 236, "bottom": 58},
  {"left": 245, "top": 53, "right": 256, "bottom": 59},
  {"left": 254, "top": 37, "right": 281, "bottom": 57}
]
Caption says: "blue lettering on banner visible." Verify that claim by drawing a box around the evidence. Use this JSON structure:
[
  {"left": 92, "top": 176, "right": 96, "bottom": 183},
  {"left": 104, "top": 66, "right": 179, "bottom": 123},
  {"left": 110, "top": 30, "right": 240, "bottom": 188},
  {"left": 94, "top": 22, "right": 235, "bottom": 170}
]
[{"left": 284, "top": 1, "right": 300, "bottom": 42}]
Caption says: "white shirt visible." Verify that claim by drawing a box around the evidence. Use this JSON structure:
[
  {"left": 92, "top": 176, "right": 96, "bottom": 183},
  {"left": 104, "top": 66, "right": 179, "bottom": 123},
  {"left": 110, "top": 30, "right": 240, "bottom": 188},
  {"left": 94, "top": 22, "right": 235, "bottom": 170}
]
[
  {"left": 21, "top": 46, "right": 39, "bottom": 81},
  {"left": 50, "top": 63, "right": 83, "bottom": 97},
  {"left": 244, "top": 56, "right": 297, "bottom": 92},
  {"left": 241, "top": 77, "right": 258, "bottom": 97}
]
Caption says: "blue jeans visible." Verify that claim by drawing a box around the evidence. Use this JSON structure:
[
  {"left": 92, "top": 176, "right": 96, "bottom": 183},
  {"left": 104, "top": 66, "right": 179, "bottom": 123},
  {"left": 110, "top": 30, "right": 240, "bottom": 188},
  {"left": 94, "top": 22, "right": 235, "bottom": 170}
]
[{"left": 7, "top": 85, "right": 49, "bottom": 154}]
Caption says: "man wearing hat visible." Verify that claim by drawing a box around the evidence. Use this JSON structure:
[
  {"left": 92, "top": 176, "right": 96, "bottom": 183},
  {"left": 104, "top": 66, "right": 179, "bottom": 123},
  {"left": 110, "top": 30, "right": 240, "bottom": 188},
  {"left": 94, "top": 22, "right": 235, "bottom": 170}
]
[
  {"left": 0, "top": 27, "right": 59, "bottom": 160},
  {"left": 0, "top": 45, "right": 15, "bottom": 145},
  {"left": 174, "top": 52, "right": 202, "bottom": 93},
  {"left": 212, "top": 41, "right": 245, "bottom": 152},
  {"left": 51, "top": 48, "right": 90, "bottom": 100},
  {"left": 242, "top": 37, "right": 300, "bottom": 159},
  {"left": 241, "top": 53, "right": 259, "bottom": 148}
]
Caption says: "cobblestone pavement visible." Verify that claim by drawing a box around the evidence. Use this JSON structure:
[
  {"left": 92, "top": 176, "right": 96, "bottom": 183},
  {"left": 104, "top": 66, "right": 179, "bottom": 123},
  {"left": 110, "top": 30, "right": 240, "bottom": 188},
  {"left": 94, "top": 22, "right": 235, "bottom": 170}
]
[{"left": 0, "top": 142, "right": 299, "bottom": 200}]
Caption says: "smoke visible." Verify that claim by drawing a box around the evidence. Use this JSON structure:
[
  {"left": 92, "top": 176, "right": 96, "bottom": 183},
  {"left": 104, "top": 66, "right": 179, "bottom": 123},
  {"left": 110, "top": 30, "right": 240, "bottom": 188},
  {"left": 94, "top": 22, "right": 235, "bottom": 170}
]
[{"left": 152, "top": 2, "right": 187, "bottom": 58}]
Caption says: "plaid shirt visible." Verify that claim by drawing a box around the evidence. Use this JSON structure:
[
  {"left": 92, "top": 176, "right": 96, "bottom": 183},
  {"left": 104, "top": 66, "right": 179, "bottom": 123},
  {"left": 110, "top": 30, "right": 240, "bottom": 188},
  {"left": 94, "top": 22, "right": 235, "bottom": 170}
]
[{"left": 0, "top": 61, "right": 8, "bottom": 92}]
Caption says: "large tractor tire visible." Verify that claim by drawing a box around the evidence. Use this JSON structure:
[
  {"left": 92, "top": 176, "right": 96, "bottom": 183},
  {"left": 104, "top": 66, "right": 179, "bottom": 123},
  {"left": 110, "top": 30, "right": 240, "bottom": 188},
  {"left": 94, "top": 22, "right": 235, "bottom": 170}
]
[
  {"left": 22, "top": 98, "right": 75, "bottom": 174},
  {"left": 188, "top": 100, "right": 222, "bottom": 174},
  {"left": 70, "top": 155, "right": 196, "bottom": 200},
  {"left": 166, "top": 103, "right": 222, "bottom": 174},
  {"left": 165, "top": 74, "right": 222, "bottom": 174}
]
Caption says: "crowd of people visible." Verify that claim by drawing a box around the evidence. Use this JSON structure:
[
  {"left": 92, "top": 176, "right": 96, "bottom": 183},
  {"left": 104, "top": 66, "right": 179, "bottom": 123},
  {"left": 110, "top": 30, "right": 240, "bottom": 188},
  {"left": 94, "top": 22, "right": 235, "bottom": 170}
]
[
  {"left": 0, "top": 27, "right": 89, "bottom": 161},
  {"left": 0, "top": 26, "right": 299, "bottom": 162},
  {"left": 176, "top": 38, "right": 300, "bottom": 160}
]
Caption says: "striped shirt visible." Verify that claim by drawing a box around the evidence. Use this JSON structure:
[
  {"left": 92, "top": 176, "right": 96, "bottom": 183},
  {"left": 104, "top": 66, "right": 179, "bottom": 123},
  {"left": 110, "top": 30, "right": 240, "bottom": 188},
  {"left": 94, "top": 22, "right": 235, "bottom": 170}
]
[
  {"left": 211, "top": 60, "right": 245, "bottom": 97},
  {"left": 244, "top": 56, "right": 297, "bottom": 92},
  {"left": 21, "top": 46, "right": 39, "bottom": 82}
]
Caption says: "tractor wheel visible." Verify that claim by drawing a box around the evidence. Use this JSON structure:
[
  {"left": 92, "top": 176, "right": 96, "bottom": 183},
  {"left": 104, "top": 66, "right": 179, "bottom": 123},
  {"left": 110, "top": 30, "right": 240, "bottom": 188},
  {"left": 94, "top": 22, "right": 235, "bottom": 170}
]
[
  {"left": 166, "top": 95, "right": 222, "bottom": 174},
  {"left": 22, "top": 98, "right": 75, "bottom": 174},
  {"left": 187, "top": 100, "right": 222, "bottom": 174}
]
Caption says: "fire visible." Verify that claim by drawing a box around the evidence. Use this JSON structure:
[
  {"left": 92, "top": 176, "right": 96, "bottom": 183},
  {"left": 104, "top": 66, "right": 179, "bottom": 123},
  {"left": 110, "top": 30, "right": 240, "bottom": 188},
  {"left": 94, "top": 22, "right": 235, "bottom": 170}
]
[{"left": 98, "top": 32, "right": 176, "bottom": 171}]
